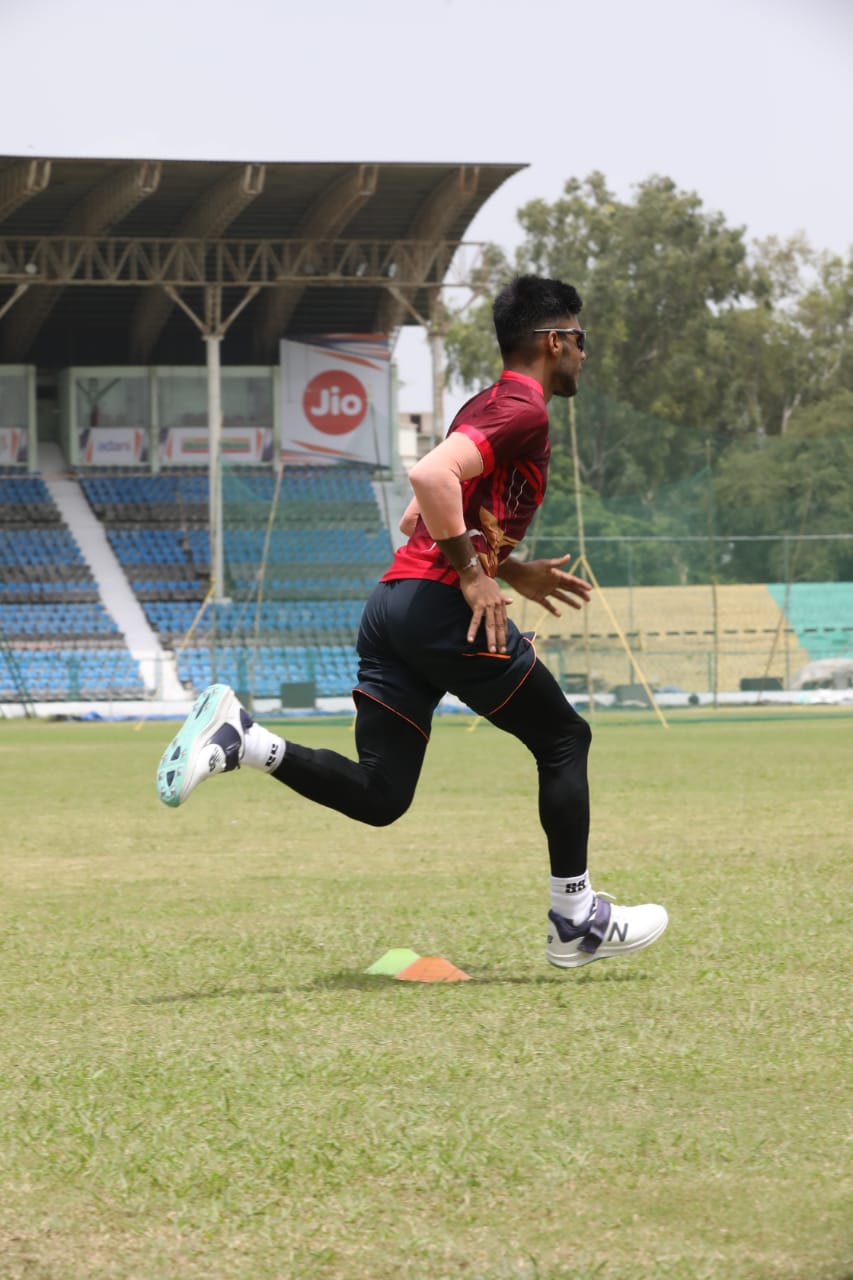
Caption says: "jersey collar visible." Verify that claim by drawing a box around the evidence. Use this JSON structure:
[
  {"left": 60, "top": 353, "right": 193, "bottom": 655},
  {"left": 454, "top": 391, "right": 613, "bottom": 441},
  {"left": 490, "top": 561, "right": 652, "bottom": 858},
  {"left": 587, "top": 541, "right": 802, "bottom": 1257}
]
[{"left": 500, "top": 369, "right": 545, "bottom": 397}]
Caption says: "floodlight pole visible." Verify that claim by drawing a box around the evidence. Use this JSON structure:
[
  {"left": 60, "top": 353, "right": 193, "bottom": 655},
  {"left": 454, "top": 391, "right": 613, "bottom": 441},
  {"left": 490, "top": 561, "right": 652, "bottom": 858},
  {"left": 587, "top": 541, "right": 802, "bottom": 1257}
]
[
  {"left": 165, "top": 281, "right": 260, "bottom": 607},
  {"left": 205, "top": 330, "right": 225, "bottom": 603}
]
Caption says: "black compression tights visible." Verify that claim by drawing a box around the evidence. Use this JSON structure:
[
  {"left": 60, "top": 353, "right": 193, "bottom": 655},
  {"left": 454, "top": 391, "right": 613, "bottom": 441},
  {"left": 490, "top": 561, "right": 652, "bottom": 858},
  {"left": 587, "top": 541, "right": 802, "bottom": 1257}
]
[
  {"left": 487, "top": 661, "right": 591, "bottom": 878},
  {"left": 271, "top": 662, "right": 591, "bottom": 877},
  {"left": 271, "top": 696, "right": 428, "bottom": 828}
]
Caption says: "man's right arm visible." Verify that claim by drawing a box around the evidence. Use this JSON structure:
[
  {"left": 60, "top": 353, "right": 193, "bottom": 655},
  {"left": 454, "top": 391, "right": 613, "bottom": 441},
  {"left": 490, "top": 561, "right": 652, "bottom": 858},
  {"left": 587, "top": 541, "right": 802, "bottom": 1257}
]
[
  {"left": 399, "top": 497, "right": 420, "bottom": 536},
  {"left": 408, "top": 433, "right": 511, "bottom": 653}
]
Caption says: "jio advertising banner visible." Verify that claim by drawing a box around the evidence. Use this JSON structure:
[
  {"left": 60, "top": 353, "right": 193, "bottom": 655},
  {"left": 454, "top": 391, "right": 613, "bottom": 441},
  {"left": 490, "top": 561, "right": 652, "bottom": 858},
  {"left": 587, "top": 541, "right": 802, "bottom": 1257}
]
[{"left": 279, "top": 336, "right": 391, "bottom": 465}]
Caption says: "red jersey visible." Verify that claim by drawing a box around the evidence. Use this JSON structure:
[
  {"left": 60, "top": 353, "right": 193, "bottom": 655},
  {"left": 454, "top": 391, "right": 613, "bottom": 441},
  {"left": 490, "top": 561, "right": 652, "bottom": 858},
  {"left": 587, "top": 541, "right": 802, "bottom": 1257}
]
[{"left": 382, "top": 370, "right": 550, "bottom": 586}]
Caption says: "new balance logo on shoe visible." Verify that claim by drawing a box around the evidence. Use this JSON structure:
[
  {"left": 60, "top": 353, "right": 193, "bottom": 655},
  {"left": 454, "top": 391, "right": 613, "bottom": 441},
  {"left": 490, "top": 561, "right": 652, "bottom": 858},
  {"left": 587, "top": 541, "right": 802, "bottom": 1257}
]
[{"left": 545, "top": 896, "right": 668, "bottom": 970}]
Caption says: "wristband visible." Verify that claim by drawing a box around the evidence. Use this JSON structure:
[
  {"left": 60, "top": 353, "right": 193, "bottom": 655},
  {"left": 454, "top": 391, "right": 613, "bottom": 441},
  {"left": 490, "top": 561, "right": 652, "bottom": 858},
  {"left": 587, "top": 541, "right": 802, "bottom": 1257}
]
[{"left": 459, "top": 554, "right": 480, "bottom": 574}]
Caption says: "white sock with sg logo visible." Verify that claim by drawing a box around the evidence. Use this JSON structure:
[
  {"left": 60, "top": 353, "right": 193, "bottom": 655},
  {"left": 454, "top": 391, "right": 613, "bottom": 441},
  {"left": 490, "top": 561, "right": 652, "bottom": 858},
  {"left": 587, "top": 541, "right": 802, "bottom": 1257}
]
[
  {"left": 242, "top": 721, "right": 286, "bottom": 772},
  {"left": 550, "top": 873, "right": 594, "bottom": 925}
]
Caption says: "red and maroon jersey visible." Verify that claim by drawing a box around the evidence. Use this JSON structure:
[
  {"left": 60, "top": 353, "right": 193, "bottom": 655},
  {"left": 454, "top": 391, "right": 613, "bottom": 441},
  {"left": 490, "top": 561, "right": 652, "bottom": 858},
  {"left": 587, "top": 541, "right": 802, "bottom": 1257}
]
[{"left": 382, "top": 370, "right": 550, "bottom": 586}]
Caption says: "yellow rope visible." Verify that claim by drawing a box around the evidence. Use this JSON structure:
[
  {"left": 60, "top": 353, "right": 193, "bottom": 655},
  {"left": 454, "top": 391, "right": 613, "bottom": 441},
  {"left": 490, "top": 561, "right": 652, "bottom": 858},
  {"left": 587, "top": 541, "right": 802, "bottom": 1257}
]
[
  {"left": 578, "top": 557, "right": 669, "bottom": 728},
  {"left": 466, "top": 554, "right": 669, "bottom": 731}
]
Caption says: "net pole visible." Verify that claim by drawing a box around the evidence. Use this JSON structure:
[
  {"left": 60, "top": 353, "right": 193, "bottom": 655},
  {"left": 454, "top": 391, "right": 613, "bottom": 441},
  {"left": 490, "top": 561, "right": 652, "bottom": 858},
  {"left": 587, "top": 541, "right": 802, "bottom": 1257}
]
[
  {"left": 249, "top": 463, "right": 285, "bottom": 705},
  {"left": 711, "top": 576, "right": 719, "bottom": 710},
  {"left": 580, "top": 557, "right": 669, "bottom": 729},
  {"left": 369, "top": 395, "right": 394, "bottom": 536},
  {"left": 759, "top": 478, "right": 813, "bottom": 704},
  {"left": 568, "top": 398, "right": 595, "bottom": 713},
  {"left": 705, "top": 440, "right": 719, "bottom": 709}
]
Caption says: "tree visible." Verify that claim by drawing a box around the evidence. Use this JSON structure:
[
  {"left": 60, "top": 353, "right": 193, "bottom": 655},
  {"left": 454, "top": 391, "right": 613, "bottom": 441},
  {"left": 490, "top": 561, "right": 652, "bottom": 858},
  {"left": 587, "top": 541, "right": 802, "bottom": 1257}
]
[
  {"left": 712, "top": 425, "right": 853, "bottom": 581},
  {"left": 715, "top": 239, "right": 853, "bottom": 440},
  {"left": 447, "top": 172, "right": 750, "bottom": 497},
  {"left": 444, "top": 172, "right": 853, "bottom": 584}
]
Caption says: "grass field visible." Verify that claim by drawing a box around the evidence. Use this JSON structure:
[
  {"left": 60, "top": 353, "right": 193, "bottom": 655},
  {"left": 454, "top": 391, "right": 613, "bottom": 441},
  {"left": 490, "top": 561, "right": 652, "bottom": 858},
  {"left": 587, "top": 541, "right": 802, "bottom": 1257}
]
[{"left": 0, "top": 708, "right": 850, "bottom": 1280}]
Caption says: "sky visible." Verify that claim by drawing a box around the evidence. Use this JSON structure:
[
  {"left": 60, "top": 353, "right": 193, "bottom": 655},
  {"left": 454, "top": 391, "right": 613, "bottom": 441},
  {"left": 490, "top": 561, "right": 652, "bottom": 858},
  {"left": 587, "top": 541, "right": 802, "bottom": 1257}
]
[{"left": 1, "top": 0, "right": 851, "bottom": 410}]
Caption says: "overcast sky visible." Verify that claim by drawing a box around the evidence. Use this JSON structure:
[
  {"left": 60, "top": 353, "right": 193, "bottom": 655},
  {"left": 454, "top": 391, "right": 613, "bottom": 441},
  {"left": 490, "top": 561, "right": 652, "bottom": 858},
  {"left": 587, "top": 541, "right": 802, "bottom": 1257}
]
[{"left": 1, "top": 0, "right": 850, "bottom": 408}]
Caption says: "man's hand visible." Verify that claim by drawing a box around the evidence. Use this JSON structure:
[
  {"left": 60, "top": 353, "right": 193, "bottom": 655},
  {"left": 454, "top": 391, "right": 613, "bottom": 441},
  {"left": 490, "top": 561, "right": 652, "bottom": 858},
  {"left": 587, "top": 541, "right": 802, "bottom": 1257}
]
[
  {"left": 500, "top": 553, "right": 592, "bottom": 616},
  {"left": 458, "top": 566, "right": 513, "bottom": 653},
  {"left": 399, "top": 497, "right": 420, "bottom": 537},
  {"left": 407, "top": 434, "right": 511, "bottom": 650}
]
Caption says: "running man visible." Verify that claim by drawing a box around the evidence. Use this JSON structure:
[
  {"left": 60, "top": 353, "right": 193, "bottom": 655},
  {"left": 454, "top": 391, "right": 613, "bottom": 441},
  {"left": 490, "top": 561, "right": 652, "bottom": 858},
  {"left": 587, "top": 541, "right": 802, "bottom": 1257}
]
[{"left": 156, "top": 274, "right": 668, "bottom": 969}]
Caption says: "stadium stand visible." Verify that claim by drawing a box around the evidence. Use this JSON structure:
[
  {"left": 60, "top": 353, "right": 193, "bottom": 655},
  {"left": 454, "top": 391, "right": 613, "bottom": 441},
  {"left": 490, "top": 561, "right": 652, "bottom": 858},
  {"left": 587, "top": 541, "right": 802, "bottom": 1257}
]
[
  {"left": 767, "top": 583, "right": 853, "bottom": 661},
  {"left": 0, "top": 602, "right": 119, "bottom": 639},
  {"left": 175, "top": 644, "right": 358, "bottom": 700},
  {"left": 0, "top": 155, "right": 521, "bottom": 709},
  {"left": 145, "top": 599, "right": 364, "bottom": 644},
  {"left": 522, "top": 583, "right": 814, "bottom": 695},
  {"left": 4, "top": 454, "right": 852, "bottom": 710},
  {"left": 4, "top": 460, "right": 852, "bottom": 709},
  {"left": 0, "top": 472, "right": 146, "bottom": 701},
  {"left": 75, "top": 465, "right": 393, "bottom": 701},
  {"left": 0, "top": 475, "right": 62, "bottom": 525},
  {"left": 2, "top": 646, "right": 146, "bottom": 701}
]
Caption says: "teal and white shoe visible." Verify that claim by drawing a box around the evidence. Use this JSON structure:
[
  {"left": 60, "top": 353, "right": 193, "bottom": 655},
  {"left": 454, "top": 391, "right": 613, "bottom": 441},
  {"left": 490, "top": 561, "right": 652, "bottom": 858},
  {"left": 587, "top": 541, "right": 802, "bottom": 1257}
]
[{"left": 156, "top": 684, "right": 247, "bottom": 808}]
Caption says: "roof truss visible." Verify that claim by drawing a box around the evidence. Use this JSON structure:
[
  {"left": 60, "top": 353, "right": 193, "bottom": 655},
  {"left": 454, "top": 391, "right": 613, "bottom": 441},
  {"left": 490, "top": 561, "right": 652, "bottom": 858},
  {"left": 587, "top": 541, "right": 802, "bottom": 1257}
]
[
  {"left": 2, "top": 161, "right": 160, "bottom": 360},
  {"left": 0, "top": 160, "right": 51, "bottom": 222},
  {"left": 0, "top": 156, "right": 522, "bottom": 362},
  {"left": 0, "top": 235, "right": 481, "bottom": 289},
  {"left": 253, "top": 164, "right": 378, "bottom": 357},
  {"left": 129, "top": 163, "right": 265, "bottom": 361}
]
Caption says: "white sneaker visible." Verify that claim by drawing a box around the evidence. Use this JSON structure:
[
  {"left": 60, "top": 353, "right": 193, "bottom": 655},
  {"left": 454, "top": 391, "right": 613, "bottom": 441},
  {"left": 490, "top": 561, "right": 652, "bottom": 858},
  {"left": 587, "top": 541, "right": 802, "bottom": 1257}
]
[
  {"left": 546, "top": 894, "right": 668, "bottom": 969},
  {"left": 156, "top": 683, "right": 248, "bottom": 808}
]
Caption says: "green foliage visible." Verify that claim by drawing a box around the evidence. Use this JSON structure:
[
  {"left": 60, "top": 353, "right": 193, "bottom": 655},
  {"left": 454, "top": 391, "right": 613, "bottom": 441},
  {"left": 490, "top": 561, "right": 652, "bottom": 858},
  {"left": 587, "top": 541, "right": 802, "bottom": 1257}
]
[
  {"left": 715, "top": 239, "right": 853, "bottom": 439},
  {"left": 516, "top": 173, "right": 748, "bottom": 428},
  {"left": 448, "top": 173, "right": 750, "bottom": 494},
  {"left": 713, "top": 431, "right": 853, "bottom": 580},
  {"left": 445, "top": 174, "right": 853, "bottom": 566},
  {"left": 790, "top": 385, "right": 853, "bottom": 439},
  {"left": 0, "top": 715, "right": 850, "bottom": 1279}
]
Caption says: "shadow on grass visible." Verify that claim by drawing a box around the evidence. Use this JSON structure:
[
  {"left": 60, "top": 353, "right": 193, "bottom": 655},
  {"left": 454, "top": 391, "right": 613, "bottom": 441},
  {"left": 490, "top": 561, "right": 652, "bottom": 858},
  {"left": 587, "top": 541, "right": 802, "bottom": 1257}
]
[
  {"left": 134, "top": 972, "right": 428, "bottom": 1005},
  {"left": 313, "top": 968, "right": 651, "bottom": 989},
  {"left": 133, "top": 982, "right": 296, "bottom": 1005},
  {"left": 134, "top": 965, "right": 651, "bottom": 1004}
]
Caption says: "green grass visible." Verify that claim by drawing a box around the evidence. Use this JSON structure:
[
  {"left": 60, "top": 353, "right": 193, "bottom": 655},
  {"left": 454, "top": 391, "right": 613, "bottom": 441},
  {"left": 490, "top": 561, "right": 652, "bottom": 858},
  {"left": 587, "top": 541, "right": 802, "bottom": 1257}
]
[{"left": 0, "top": 709, "right": 851, "bottom": 1280}]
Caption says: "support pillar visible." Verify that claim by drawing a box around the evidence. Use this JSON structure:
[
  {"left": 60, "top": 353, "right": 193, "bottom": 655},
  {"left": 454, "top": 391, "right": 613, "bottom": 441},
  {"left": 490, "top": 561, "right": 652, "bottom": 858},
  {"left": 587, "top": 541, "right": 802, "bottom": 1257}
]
[
  {"left": 429, "top": 328, "right": 446, "bottom": 445},
  {"left": 164, "top": 281, "right": 259, "bottom": 607},
  {"left": 205, "top": 331, "right": 225, "bottom": 602}
]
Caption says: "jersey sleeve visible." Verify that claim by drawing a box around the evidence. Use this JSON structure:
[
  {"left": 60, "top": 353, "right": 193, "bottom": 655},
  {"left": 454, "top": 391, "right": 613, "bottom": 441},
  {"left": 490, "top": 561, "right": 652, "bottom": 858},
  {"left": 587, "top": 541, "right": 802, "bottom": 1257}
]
[{"left": 452, "top": 391, "right": 548, "bottom": 474}]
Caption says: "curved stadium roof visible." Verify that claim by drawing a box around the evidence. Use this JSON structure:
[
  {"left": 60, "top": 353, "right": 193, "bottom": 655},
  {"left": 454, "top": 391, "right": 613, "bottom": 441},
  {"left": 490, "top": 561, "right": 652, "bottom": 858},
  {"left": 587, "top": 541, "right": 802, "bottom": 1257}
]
[{"left": 0, "top": 156, "right": 524, "bottom": 366}]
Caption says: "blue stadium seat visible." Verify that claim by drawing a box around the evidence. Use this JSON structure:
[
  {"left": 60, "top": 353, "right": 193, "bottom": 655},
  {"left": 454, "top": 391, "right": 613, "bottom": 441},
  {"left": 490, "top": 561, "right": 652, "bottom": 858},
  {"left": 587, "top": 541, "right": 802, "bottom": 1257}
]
[{"left": 767, "top": 583, "right": 853, "bottom": 660}]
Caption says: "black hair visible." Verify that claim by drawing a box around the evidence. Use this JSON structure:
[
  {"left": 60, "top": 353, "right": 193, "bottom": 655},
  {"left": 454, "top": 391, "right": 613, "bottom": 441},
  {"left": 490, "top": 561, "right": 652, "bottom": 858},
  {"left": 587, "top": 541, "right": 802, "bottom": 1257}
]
[{"left": 492, "top": 274, "right": 583, "bottom": 359}]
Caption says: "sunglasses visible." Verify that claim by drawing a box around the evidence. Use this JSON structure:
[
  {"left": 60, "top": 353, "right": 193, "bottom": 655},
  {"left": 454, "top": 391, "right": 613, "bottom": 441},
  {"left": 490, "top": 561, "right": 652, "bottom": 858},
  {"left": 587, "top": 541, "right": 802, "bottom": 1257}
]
[{"left": 532, "top": 327, "right": 587, "bottom": 353}]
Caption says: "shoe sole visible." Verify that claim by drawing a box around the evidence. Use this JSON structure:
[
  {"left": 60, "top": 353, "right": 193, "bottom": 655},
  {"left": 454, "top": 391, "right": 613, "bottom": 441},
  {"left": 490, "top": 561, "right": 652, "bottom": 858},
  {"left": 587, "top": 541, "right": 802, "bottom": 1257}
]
[
  {"left": 546, "top": 911, "right": 669, "bottom": 969},
  {"left": 156, "top": 683, "right": 241, "bottom": 808}
]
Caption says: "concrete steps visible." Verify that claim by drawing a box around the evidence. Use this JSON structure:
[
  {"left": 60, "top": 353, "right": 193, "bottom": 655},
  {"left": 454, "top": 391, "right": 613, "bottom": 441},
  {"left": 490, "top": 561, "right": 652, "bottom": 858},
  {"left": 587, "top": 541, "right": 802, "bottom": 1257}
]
[{"left": 38, "top": 444, "right": 186, "bottom": 700}]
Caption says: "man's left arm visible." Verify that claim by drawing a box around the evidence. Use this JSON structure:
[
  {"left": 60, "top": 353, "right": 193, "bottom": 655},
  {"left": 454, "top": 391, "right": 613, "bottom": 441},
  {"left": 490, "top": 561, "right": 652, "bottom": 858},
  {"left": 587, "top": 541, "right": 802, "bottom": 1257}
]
[{"left": 499, "top": 553, "right": 592, "bottom": 615}]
